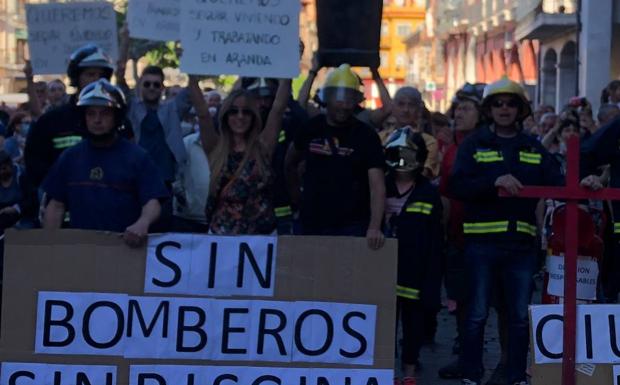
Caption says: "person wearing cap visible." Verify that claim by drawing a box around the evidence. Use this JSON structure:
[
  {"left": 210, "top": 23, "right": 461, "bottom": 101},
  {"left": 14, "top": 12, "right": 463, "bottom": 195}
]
[
  {"left": 41, "top": 79, "right": 168, "bottom": 247},
  {"left": 25, "top": 43, "right": 132, "bottom": 191},
  {"left": 449, "top": 77, "right": 562, "bottom": 385},
  {"left": 285, "top": 64, "right": 386, "bottom": 249},
  {"left": 245, "top": 77, "right": 308, "bottom": 235},
  {"left": 392, "top": 87, "right": 440, "bottom": 179},
  {"left": 383, "top": 127, "right": 443, "bottom": 385}
]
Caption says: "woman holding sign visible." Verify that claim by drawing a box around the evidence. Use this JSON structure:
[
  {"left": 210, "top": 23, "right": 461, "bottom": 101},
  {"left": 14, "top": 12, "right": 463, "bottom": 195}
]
[{"left": 189, "top": 76, "right": 291, "bottom": 235}]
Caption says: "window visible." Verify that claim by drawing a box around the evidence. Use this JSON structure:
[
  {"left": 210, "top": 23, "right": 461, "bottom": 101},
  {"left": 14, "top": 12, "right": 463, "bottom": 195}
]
[
  {"left": 380, "top": 52, "right": 390, "bottom": 68},
  {"left": 397, "top": 23, "right": 411, "bottom": 37},
  {"left": 395, "top": 54, "right": 407, "bottom": 69},
  {"left": 381, "top": 21, "right": 389, "bottom": 37}
]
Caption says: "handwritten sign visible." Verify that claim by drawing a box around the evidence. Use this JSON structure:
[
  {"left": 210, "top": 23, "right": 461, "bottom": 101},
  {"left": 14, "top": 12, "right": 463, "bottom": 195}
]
[
  {"left": 25, "top": 2, "right": 118, "bottom": 75},
  {"left": 180, "top": 0, "right": 300, "bottom": 77},
  {"left": 128, "top": 0, "right": 180, "bottom": 42},
  {"left": 546, "top": 255, "right": 599, "bottom": 301}
]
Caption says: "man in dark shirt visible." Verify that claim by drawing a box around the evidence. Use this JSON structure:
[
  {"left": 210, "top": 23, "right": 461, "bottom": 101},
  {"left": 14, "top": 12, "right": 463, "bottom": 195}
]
[
  {"left": 245, "top": 77, "right": 309, "bottom": 234},
  {"left": 285, "top": 64, "right": 385, "bottom": 249},
  {"left": 42, "top": 79, "right": 168, "bottom": 247}
]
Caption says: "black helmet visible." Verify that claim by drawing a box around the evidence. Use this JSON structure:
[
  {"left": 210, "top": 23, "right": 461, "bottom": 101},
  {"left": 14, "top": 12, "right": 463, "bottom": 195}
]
[
  {"left": 247, "top": 78, "right": 278, "bottom": 97},
  {"left": 67, "top": 44, "right": 114, "bottom": 87},
  {"left": 77, "top": 79, "right": 127, "bottom": 127},
  {"left": 454, "top": 82, "right": 486, "bottom": 106}
]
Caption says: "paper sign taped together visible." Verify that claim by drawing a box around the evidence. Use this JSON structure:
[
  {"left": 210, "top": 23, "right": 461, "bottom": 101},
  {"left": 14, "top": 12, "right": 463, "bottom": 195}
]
[
  {"left": 26, "top": 2, "right": 118, "bottom": 75},
  {"left": 179, "top": 0, "right": 300, "bottom": 77},
  {"left": 546, "top": 255, "right": 599, "bottom": 300},
  {"left": 127, "top": 0, "right": 180, "bottom": 42}
]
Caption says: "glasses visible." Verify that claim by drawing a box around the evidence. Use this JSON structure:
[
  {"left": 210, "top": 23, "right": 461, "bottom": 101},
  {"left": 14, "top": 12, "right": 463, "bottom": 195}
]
[
  {"left": 492, "top": 99, "right": 519, "bottom": 109},
  {"left": 142, "top": 81, "right": 162, "bottom": 89},
  {"left": 227, "top": 107, "right": 253, "bottom": 117}
]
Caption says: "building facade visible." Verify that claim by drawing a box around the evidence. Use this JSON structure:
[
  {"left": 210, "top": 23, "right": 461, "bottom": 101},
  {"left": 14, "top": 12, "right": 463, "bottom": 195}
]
[
  {"left": 0, "top": 0, "right": 28, "bottom": 94},
  {"left": 363, "top": 0, "right": 425, "bottom": 108}
]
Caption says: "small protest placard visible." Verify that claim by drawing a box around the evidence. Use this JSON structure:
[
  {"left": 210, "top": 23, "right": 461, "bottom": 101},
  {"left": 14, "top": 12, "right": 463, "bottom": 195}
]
[
  {"left": 127, "top": 0, "right": 180, "bottom": 42},
  {"left": 25, "top": 2, "right": 119, "bottom": 75},
  {"left": 613, "top": 365, "right": 620, "bottom": 385},
  {"left": 0, "top": 230, "right": 397, "bottom": 385},
  {"left": 180, "top": 0, "right": 300, "bottom": 77},
  {"left": 546, "top": 255, "right": 599, "bottom": 300}
]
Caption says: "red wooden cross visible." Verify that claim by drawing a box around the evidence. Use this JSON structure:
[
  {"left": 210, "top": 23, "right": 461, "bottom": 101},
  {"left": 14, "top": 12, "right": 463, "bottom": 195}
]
[{"left": 500, "top": 136, "right": 620, "bottom": 385}]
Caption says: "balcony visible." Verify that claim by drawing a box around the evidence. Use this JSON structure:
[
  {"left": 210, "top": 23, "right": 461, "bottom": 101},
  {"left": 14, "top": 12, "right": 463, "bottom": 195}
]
[{"left": 515, "top": 0, "right": 577, "bottom": 41}]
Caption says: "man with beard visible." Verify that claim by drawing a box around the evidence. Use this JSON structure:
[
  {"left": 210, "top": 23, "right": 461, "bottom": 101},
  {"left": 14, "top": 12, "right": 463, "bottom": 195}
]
[
  {"left": 42, "top": 80, "right": 168, "bottom": 248},
  {"left": 285, "top": 64, "right": 385, "bottom": 249}
]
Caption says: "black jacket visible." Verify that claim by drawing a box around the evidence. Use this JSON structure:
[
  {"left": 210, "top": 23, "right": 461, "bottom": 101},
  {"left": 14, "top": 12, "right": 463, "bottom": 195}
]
[
  {"left": 449, "top": 125, "right": 563, "bottom": 243},
  {"left": 387, "top": 175, "right": 443, "bottom": 306}
]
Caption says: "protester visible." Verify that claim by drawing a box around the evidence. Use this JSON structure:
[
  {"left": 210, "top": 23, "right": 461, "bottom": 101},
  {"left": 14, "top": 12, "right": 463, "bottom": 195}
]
[
  {"left": 392, "top": 87, "right": 440, "bottom": 179},
  {"left": 25, "top": 43, "right": 127, "bottom": 189},
  {"left": 597, "top": 103, "right": 620, "bottom": 126},
  {"left": 581, "top": 108, "right": 620, "bottom": 304},
  {"left": 117, "top": 63, "right": 193, "bottom": 232},
  {"left": 431, "top": 112, "right": 453, "bottom": 157},
  {"left": 189, "top": 75, "right": 291, "bottom": 235},
  {"left": 47, "top": 79, "right": 68, "bottom": 109},
  {"left": 285, "top": 64, "right": 385, "bottom": 248},
  {"left": 41, "top": 79, "right": 168, "bottom": 247},
  {"left": 244, "top": 77, "right": 308, "bottom": 234},
  {"left": 537, "top": 112, "right": 557, "bottom": 139},
  {"left": 450, "top": 76, "right": 562, "bottom": 385},
  {"left": 379, "top": 114, "right": 398, "bottom": 143},
  {"left": 3, "top": 111, "right": 31, "bottom": 164},
  {"left": 437, "top": 82, "right": 485, "bottom": 380},
  {"left": 172, "top": 129, "right": 210, "bottom": 233},
  {"left": 0, "top": 151, "right": 28, "bottom": 233},
  {"left": 605, "top": 79, "right": 620, "bottom": 107},
  {"left": 384, "top": 128, "right": 443, "bottom": 385}
]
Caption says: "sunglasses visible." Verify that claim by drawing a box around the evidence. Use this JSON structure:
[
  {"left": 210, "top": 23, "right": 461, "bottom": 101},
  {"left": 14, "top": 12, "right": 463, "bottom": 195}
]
[
  {"left": 142, "top": 81, "right": 162, "bottom": 89},
  {"left": 227, "top": 107, "right": 253, "bottom": 117},
  {"left": 491, "top": 99, "right": 519, "bottom": 109}
]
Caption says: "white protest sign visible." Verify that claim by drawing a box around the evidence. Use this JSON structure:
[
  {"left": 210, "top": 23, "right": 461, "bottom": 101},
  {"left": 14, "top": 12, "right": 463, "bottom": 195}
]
[
  {"left": 34, "top": 291, "right": 377, "bottom": 365},
  {"left": 613, "top": 365, "right": 620, "bottom": 385},
  {"left": 26, "top": 2, "right": 118, "bottom": 75},
  {"left": 144, "top": 234, "right": 277, "bottom": 297},
  {"left": 180, "top": 0, "right": 300, "bottom": 77},
  {"left": 128, "top": 365, "right": 393, "bottom": 385},
  {"left": 530, "top": 305, "right": 620, "bottom": 364},
  {"left": 546, "top": 255, "right": 599, "bottom": 300},
  {"left": 127, "top": 0, "right": 180, "bottom": 42},
  {"left": 0, "top": 362, "right": 116, "bottom": 385}
]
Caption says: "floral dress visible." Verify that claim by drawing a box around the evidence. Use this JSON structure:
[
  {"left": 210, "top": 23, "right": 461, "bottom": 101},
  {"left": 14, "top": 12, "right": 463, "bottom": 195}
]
[{"left": 205, "top": 151, "right": 276, "bottom": 235}]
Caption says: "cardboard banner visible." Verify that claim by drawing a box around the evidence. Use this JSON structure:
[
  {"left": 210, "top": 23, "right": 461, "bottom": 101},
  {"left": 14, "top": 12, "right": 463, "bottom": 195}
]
[
  {"left": 0, "top": 230, "right": 397, "bottom": 385},
  {"left": 25, "top": 2, "right": 119, "bottom": 75},
  {"left": 530, "top": 304, "right": 620, "bottom": 385},
  {"left": 546, "top": 255, "right": 599, "bottom": 301},
  {"left": 179, "top": 0, "right": 300, "bottom": 77},
  {"left": 127, "top": 0, "right": 180, "bottom": 42}
]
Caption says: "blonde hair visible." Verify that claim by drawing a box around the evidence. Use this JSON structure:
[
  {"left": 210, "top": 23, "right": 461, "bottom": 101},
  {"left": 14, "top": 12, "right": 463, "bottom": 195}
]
[{"left": 208, "top": 89, "right": 268, "bottom": 195}]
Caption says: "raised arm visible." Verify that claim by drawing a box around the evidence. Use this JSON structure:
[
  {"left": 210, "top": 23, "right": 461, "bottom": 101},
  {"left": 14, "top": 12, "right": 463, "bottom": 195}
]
[
  {"left": 298, "top": 52, "right": 320, "bottom": 110},
  {"left": 261, "top": 79, "right": 292, "bottom": 154},
  {"left": 368, "top": 66, "right": 393, "bottom": 128},
  {"left": 188, "top": 75, "right": 218, "bottom": 154},
  {"left": 24, "top": 61, "right": 42, "bottom": 118},
  {"left": 115, "top": 23, "right": 130, "bottom": 94}
]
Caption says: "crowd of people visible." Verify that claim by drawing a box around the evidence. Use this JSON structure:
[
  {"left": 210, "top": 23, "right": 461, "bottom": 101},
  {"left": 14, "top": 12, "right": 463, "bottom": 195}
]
[{"left": 1, "top": 34, "right": 620, "bottom": 385}]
